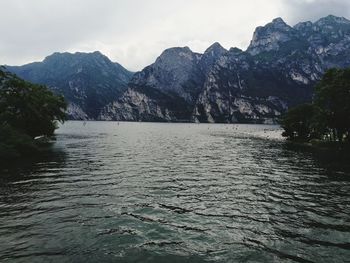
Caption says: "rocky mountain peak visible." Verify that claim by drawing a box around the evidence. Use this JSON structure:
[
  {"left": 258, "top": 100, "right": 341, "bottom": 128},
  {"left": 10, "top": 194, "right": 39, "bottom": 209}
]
[
  {"left": 200, "top": 42, "right": 228, "bottom": 73},
  {"left": 271, "top": 17, "right": 288, "bottom": 27},
  {"left": 204, "top": 42, "right": 227, "bottom": 54},
  {"left": 293, "top": 15, "right": 350, "bottom": 59},
  {"left": 315, "top": 15, "right": 350, "bottom": 26},
  {"left": 247, "top": 17, "right": 294, "bottom": 55},
  {"left": 41, "top": 51, "right": 114, "bottom": 68},
  {"left": 228, "top": 47, "right": 243, "bottom": 54},
  {"left": 293, "top": 21, "right": 313, "bottom": 30},
  {"left": 155, "top": 46, "right": 198, "bottom": 65},
  {"left": 42, "top": 52, "right": 67, "bottom": 63},
  {"left": 149, "top": 47, "right": 199, "bottom": 74},
  {"left": 6, "top": 51, "right": 133, "bottom": 119},
  {"left": 92, "top": 50, "right": 104, "bottom": 56},
  {"left": 130, "top": 46, "right": 203, "bottom": 103}
]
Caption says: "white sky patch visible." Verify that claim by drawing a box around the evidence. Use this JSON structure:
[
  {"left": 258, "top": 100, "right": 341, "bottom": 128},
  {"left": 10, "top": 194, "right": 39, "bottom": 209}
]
[{"left": 1, "top": 0, "right": 350, "bottom": 71}]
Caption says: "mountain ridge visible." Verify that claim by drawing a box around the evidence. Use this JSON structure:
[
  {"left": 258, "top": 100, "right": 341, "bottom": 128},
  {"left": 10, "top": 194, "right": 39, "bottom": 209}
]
[
  {"left": 5, "top": 15, "right": 350, "bottom": 122},
  {"left": 100, "top": 14, "right": 350, "bottom": 123},
  {"left": 6, "top": 51, "right": 133, "bottom": 119}
]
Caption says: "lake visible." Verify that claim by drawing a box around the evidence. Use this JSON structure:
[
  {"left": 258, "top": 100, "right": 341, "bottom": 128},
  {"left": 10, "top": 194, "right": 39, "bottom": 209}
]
[{"left": 0, "top": 122, "right": 349, "bottom": 262}]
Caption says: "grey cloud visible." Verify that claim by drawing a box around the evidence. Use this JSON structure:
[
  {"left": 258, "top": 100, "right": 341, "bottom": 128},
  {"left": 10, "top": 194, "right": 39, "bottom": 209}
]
[
  {"left": 0, "top": 0, "right": 349, "bottom": 71},
  {"left": 280, "top": 0, "right": 350, "bottom": 25}
]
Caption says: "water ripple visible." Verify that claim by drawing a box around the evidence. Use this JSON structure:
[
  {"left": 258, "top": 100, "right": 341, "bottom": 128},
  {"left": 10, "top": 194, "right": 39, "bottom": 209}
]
[{"left": 0, "top": 122, "right": 349, "bottom": 263}]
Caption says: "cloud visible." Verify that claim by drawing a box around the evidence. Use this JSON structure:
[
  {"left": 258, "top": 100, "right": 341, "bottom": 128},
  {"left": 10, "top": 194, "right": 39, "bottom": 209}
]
[
  {"left": 279, "top": 0, "right": 350, "bottom": 25},
  {"left": 0, "top": 0, "right": 349, "bottom": 71}
]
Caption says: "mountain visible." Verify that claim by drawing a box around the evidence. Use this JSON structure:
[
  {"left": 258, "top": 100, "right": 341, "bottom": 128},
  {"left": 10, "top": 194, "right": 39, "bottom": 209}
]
[
  {"left": 6, "top": 51, "right": 133, "bottom": 119},
  {"left": 98, "top": 43, "right": 227, "bottom": 121},
  {"left": 101, "top": 15, "right": 350, "bottom": 123},
  {"left": 5, "top": 15, "right": 350, "bottom": 123}
]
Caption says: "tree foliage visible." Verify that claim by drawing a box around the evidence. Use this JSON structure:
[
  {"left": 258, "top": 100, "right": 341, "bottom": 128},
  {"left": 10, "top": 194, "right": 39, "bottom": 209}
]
[
  {"left": 314, "top": 68, "right": 350, "bottom": 142},
  {"left": 281, "top": 68, "right": 350, "bottom": 144},
  {"left": 0, "top": 68, "right": 66, "bottom": 138},
  {"left": 0, "top": 67, "right": 67, "bottom": 158},
  {"left": 281, "top": 104, "right": 319, "bottom": 141}
]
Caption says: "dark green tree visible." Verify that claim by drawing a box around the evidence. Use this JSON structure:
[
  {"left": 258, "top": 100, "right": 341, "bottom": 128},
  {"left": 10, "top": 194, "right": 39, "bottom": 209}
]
[
  {"left": 280, "top": 104, "right": 321, "bottom": 141},
  {"left": 281, "top": 68, "right": 350, "bottom": 144},
  {"left": 315, "top": 68, "right": 350, "bottom": 142},
  {"left": 0, "top": 68, "right": 66, "bottom": 138}
]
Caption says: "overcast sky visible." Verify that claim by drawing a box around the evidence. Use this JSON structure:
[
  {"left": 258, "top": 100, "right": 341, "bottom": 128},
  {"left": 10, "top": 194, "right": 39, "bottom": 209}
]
[{"left": 1, "top": 0, "right": 350, "bottom": 71}]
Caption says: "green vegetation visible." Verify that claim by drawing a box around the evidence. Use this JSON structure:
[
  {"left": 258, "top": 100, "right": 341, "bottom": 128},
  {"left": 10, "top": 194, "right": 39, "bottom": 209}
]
[
  {"left": 281, "top": 68, "right": 350, "bottom": 145},
  {"left": 0, "top": 67, "right": 66, "bottom": 159}
]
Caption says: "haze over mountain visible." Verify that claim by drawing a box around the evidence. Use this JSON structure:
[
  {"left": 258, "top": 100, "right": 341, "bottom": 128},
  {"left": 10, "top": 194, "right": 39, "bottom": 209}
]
[{"left": 5, "top": 15, "right": 350, "bottom": 123}]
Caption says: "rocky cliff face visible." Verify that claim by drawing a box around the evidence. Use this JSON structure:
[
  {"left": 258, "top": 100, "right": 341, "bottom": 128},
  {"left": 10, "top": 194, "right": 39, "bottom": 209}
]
[
  {"left": 130, "top": 47, "right": 203, "bottom": 103},
  {"left": 247, "top": 17, "right": 299, "bottom": 56},
  {"left": 7, "top": 51, "right": 133, "bottom": 119},
  {"left": 98, "top": 87, "right": 191, "bottom": 122},
  {"left": 100, "top": 15, "right": 350, "bottom": 123},
  {"left": 99, "top": 43, "right": 226, "bottom": 122},
  {"left": 193, "top": 49, "right": 292, "bottom": 123},
  {"left": 6, "top": 15, "right": 350, "bottom": 123}
]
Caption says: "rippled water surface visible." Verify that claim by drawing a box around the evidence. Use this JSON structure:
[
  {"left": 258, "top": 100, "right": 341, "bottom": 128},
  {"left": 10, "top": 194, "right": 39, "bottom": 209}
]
[{"left": 0, "top": 122, "right": 349, "bottom": 263}]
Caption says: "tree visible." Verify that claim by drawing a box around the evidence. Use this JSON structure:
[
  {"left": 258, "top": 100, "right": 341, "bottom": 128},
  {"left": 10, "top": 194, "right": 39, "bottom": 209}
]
[
  {"left": 0, "top": 68, "right": 66, "bottom": 138},
  {"left": 0, "top": 68, "right": 67, "bottom": 159},
  {"left": 281, "top": 68, "right": 350, "bottom": 144},
  {"left": 315, "top": 68, "right": 350, "bottom": 142},
  {"left": 280, "top": 104, "right": 320, "bottom": 141}
]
